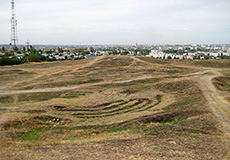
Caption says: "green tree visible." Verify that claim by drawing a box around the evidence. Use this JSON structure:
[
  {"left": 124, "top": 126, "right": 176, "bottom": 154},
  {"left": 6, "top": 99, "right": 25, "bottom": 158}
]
[
  {"left": 22, "top": 47, "right": 26, "bottom": 52},
  {"left": 1, "top": 47, "right": 5, "bottom": 52},
  {"left": 0, "top": 56, "right": 22, "bottom": 66},
  {"left": 23, "top": 53, "right": 41, "bottom": 62}
]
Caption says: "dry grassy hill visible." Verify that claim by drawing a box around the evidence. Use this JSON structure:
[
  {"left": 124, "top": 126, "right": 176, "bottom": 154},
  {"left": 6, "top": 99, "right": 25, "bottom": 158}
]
[{"left": 0, "top": 56, "right": 230, "bottom": 159}]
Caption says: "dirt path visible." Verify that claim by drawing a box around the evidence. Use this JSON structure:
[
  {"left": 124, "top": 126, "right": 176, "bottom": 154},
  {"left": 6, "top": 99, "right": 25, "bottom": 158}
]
[
  {"left": 0, "top": 69, "right": 222, "bottom": 95},
  {"left": 198, "top": 71, "right": 230, "bottom": 135},
  {"left": 0, "top": 75, "right": 155, "bottom": 95},
  {"left": 72, "top": 56, "right": 105, "bottom": 71},
  {"left": 131, "top": 56, "right": 158, "bottom": 66}
]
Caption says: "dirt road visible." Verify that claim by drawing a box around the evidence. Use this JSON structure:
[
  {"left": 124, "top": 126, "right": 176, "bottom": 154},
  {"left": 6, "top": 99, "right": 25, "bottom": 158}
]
[
  {"left": 0, "top": 69, "right": 220, "bottom": 96},
  {"left": 198, "top": 71, "right": 230, "bottom": 135}
]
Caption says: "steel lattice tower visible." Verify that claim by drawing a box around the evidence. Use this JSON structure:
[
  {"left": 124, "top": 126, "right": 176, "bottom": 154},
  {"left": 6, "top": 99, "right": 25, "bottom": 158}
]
[{"left": 10, "top": 0, "right": 18, "bottom": 49}]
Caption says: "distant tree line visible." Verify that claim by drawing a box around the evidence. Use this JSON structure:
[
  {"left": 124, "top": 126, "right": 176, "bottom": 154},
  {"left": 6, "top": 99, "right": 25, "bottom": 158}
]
[
  {"left": 0, "top": 53, "right": 47, "bottom": 66},
  {"left": 0, "top": 46, "right": 89, "bottom": 66},
  {"left": 0, "top": 46, "right": 57, "bottom": 66},
  {"left": 0, "top": 56, "right": 23, "bottom": 65}
]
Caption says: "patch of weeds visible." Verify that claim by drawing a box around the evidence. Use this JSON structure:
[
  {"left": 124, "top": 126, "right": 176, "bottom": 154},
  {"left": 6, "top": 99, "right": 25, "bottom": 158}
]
[
  {"left": 131, "top": 127, "right": 146, "bottom": 133},
  {"left": 54, "top": 126, "right": 78, "bottom": 130},
  {"left": 145, "top": 125, "right": 173, "bottom": 134},
  {"left": 189, "top": 130, "right": 207, "bottom": 134},
  {"left": 0, "top": 70, "right": 34, "bottom": 75},
  {"left": 88, "top": 79, "right": 103, "bottom": 83},
  {"left": 13, "top": 124, "right": 33, "bottom": 129},
  {"left": 160, "top": 115, "right": 187, "bottom": 123},
  {"left": 104, "top": 127, "right": 128, "bottom": 133},
  {"left": 24, "top": 110, "right": 46, "bottom": 114},
  {"left": 163, "top": 86, "right": 180, "bottom": 91},
  {"left": 61, "top": 93, "right": 86, "bottom": 99},
  {"left": 171, "top": 98, "right": 200, "bottom": 107},
  {"left": 163, "top": 98, "right": 200, "bottom": 111},
  {"left": 65, "top": 82, "right": 78, "bottom": 85},
  {"left": 19, "top": 71, "right": 35, "bottom": 75},
  {"left": 140, "top": 78, "right": 159, "bottom": 84},
  {"left": 18, "top": 128, "right": 45, "bottom": 141},
  {"left": 0, "top": 96, "right": 13, "bottom": 103},
  {"left": 156, "top": 95, "right": 162, "bottom": 101},
  {"left": 167, "top": 70, "right": 180, "bottom": 74},
  {"left": 131, "top": 125, "right": 173, "bottom": 134},
  {"left": 106, "top": 84, "right": 121, "bottom": 88},
  {"left": 163, "top": 107, "right": 176, "bottom": 112},
  {"left": 74, "top": 133, "right": 92, "bottom": 139},
  {"left": 13, "top": 126, "right": 24, "bottom": 129},
  {"left": 193, "top": 61, "right": 230, "bottom": 68},
  {"left": 19, "top": 91, "right": 89, "bottom": 102},
  {"left": 133, "top": 86, "right": 148, "bottom": 90},
  {"left": 40, "top": 118, "right": 49, "bottom": 122},
  {"left": 19, "top": 92, "right": 63, "bottom": 102}
]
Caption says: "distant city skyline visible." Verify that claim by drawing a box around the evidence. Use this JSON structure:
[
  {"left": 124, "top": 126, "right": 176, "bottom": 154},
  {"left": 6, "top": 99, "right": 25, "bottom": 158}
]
[{"left": 0, "top": 0, "right": 229, "bottom": 45}]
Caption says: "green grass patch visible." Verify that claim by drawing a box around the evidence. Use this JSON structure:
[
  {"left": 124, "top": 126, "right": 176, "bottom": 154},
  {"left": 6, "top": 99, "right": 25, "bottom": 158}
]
[
  {"left": 131, "top": 125, "right": 173, "bottom": 134},
  {"left": 132, "top": 86, "right": 148, "bottom": 90},
  {"left": 171, "top": 98, "right": 200, "bottom": 107},
  {"left": 54, "top": 126, "right": 79, "bottom": 130},
  {"left": 18, "top": 91, "right": 89, "bottom": 102},
  {"left": 0, "top": 96, "right": 12, "bottom": 103},
  {"left": 160, "top": 116, "right": 186, "bottom": 123},
  {"left": 39, "top": 118, "right": 49, "bottom": 122},
  {"left": 19, "top": 92, "right": 63, "bottom": 102},
  {"left": 164, "top": 98, "right": 200, "bottom": 111},
  {"left": 24, "top": 110, "right": 46, "bottom": 114},
  {"left": 13, "top": 126, "right": 24, "bottom": 129},
  {"left": 0, "top": 69, "right": 34, "bottom": 75},
  {"left": 61, "top": 92, "right": 87, "bottom": 99},
  {"left": 104, "top": 127, "right": 128, "bottom": 133},
  {"left": 18, "top": 128, "right": 45, "bottom": 141},
  {"left": 192, "top": 61, "right": 230, "bottom": 68},
  {"left": 106, "top": 84, "right": 122, "bottom": 88},
  {"left": 19, "top": 71, "right": 35, "bottom": 75},
  {"left": 88, "top": 79, "right": 103, "bottom": 83},
  {"left": 140, "top": 78, "right": 159, "bottom": 84}
]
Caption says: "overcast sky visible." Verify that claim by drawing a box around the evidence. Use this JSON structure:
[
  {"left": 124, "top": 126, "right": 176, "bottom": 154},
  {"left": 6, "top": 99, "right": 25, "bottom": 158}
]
[{"left": 0, "top": 0, "right": 229, "bottom": 45}]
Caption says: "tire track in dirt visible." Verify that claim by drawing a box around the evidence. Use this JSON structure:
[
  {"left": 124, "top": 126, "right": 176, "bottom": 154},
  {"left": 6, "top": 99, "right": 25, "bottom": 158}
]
[
  {"left": 198, "top": 71, "right": 230, "bottom": 135},
  {"left": 72, "top": 56, "right": 105, "bottom": 71}
]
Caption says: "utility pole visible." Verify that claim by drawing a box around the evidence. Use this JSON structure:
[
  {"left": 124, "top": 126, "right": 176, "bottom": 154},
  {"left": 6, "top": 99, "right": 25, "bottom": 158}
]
[
  {"left": 10, "top": 0, "right": 18, "bottom": 50},
  {"left": 26, "top": 39, "right": 30, "bottom": 51}
]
